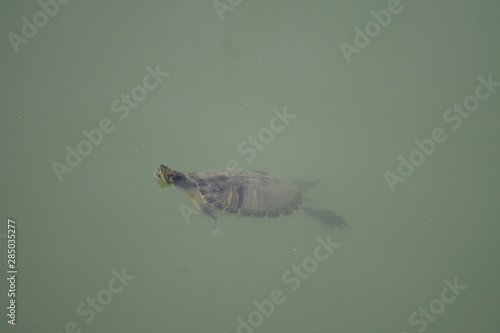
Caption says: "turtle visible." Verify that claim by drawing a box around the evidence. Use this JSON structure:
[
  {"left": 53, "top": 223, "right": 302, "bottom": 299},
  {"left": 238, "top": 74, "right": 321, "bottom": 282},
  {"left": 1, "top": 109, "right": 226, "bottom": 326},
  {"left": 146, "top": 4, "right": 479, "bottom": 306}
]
[{"left": 155, "top": 164, "right": 345, "bottom": 231}]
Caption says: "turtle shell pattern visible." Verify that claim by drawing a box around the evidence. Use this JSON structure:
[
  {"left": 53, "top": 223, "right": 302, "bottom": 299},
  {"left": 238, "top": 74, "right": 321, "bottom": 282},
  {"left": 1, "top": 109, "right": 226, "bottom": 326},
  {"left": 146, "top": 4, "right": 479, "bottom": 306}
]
[{"left": 187, "top": 169, "right": 302, "bottom": 217}]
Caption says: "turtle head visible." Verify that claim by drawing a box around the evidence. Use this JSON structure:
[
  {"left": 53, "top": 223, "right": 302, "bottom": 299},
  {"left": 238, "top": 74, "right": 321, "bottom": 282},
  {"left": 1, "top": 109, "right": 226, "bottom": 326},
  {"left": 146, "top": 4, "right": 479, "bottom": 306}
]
[{"left": 156, "top": 164, "right": 184, "bottom": 185}]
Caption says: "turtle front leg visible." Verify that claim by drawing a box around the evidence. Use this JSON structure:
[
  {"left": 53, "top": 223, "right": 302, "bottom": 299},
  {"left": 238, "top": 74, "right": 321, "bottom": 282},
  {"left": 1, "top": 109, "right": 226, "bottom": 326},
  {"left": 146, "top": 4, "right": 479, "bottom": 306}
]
[{"left": 199, "top": 204, "right": 221, "bottom": 234}]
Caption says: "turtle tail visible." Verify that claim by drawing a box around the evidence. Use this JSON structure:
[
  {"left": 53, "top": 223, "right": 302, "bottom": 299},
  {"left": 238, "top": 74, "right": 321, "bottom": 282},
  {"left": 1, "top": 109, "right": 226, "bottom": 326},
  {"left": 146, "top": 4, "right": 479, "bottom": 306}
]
[{"left": 303, "top": 206, "right": 346, "bottom": 229}]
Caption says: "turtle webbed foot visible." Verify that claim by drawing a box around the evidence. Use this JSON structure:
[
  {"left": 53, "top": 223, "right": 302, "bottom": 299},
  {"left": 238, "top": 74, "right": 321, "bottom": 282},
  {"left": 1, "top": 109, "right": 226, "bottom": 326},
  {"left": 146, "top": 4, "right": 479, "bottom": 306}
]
[
  {"left": 198, "top": 204, "right": 221, "bottom": 234},
  {"left": 212, "top": 220, "right": 222, "bottom": 234}
]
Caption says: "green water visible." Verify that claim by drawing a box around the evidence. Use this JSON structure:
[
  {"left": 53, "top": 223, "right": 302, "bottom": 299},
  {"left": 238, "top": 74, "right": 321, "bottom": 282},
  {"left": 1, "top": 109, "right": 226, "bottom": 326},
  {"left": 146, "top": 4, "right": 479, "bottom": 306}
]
[{"left": 1, "top": 1, "right": 500, "bottom": 332}]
